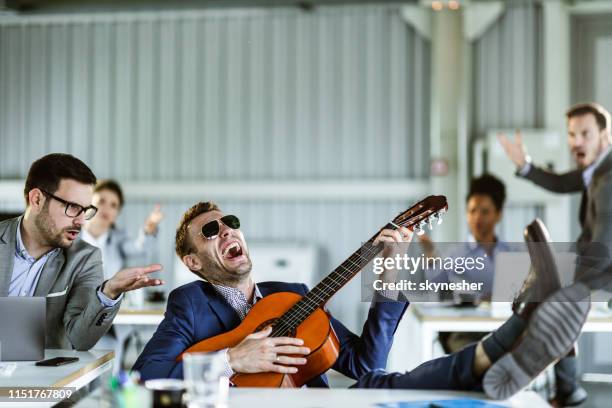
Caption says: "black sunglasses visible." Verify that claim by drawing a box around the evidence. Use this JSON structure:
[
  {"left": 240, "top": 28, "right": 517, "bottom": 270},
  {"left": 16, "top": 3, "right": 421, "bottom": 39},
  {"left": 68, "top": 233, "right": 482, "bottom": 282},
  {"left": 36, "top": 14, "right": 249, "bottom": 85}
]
[
  {"left": 40, "top": 189, "right": 98, "bottom": 220},
  {"left": 201, "top": 215, "right": 241, "bottom": 239}
]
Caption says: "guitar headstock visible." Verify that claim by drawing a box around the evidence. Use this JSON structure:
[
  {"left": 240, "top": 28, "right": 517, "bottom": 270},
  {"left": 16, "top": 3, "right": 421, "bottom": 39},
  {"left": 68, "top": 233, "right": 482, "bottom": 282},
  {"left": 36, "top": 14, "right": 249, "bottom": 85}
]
[{"left": 392, "top": 195, "right": 448, "bottom": 236}]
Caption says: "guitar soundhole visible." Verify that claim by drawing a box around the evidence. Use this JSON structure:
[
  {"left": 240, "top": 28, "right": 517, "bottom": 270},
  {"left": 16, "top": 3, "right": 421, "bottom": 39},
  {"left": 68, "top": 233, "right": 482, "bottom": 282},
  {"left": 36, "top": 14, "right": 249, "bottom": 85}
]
[{"left": 255, "top": 319, "right": 296, "bottom": 337}]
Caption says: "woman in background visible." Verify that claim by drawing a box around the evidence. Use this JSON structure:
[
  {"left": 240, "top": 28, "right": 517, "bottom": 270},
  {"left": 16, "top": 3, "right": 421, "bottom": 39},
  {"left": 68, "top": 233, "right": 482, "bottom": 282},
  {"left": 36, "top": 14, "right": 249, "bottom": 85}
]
[
  {"left": 82, "top": 179, "right": 163, "bottom": 280},
  {"left": 82, "top": 179, "right": 163, "bottom": 373}
]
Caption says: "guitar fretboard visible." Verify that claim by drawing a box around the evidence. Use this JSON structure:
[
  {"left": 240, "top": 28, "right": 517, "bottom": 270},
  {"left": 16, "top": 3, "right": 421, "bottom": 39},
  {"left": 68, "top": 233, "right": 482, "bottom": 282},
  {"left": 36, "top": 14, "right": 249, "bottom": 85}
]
[
  {"left": 271, "top": 229, "right": 385, "bottom": 337},
  {"left": 268, "top": 196, "right": 446, "bottom": 338}
]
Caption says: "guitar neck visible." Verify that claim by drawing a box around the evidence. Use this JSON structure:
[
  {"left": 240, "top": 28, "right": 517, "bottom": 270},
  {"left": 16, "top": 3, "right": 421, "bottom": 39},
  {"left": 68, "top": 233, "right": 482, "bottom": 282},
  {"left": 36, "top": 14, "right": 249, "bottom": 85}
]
[
  {"left": 272, "top": 228, "right": 386, "bottom": 336},
  {"left": 270, "top": 195, "right": 447, "bottom": 337},
  {"left": 307, "top": 235, "right": 381, "bottom": 307}
]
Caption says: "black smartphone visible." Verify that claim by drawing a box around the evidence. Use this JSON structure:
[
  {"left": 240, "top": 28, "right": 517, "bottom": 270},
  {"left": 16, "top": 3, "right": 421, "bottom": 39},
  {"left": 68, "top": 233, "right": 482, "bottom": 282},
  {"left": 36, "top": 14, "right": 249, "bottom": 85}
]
[{"left": 35, "top": 357, "right": 79, "bottom": 367}]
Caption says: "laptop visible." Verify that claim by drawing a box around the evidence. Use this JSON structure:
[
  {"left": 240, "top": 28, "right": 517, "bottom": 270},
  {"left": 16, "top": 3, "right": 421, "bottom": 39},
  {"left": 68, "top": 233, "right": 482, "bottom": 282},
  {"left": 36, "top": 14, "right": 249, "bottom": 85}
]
[{"left": 0, "top": 297, "right": 46, "bottom": 361}]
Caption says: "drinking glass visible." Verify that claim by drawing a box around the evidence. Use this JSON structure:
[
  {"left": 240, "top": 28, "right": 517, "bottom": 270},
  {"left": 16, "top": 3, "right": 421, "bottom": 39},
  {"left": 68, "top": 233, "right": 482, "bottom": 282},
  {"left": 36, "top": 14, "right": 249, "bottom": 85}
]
[{"left": 183, "top": 351, "right": 229, "bottom": 408}]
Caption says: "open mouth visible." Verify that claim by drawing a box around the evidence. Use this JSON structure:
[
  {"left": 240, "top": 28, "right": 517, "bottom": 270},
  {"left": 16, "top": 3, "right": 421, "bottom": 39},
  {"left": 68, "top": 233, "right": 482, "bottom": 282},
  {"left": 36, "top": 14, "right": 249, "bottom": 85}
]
[
  {"left": 66, "top": 230, "right": 80, "bottom": 240},
  {"left": 221, "top": 241, "right": 244, "bottom": 261},
  {"left": 575, "top": 151, "right": 586, "bottom": 160}
]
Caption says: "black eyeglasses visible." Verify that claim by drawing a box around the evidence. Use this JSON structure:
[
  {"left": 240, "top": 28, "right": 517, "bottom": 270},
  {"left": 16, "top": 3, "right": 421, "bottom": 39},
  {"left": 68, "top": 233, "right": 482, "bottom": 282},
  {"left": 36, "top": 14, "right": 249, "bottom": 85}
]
[
  {"left": 40, "top": 189, "right": 98, "bottom": 220},
  {"left": 200, "top": 215, "right": 241, "bottom": 240}
]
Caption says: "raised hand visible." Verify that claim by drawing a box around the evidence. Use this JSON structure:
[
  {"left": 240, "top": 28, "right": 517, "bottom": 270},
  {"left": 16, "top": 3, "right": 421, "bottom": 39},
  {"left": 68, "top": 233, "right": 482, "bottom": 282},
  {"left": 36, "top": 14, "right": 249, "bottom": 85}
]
[
  {"left": 497, "top": 130, "right": 528, "bottom": 168},
  {"left": 144, "top": 204, "right": 164, "bottom": 235}
]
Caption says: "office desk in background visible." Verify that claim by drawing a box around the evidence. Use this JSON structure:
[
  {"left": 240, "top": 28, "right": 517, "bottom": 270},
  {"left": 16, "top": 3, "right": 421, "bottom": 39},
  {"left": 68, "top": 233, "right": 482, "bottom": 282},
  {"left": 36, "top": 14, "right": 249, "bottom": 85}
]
[
  {"left": 399, "top": 303, "right": 612, "bottom": 364},
  {"left": 0, "top": 349, "right": 113, "bottom": 407},
  {"left": 113, "top": 302, "right": 165, "bottom": 326}
]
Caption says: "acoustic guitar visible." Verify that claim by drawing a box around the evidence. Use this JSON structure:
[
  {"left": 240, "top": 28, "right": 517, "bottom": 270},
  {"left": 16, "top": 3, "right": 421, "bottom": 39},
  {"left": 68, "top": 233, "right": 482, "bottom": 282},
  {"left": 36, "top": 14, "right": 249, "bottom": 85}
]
[{"left": 178, "top": 195, "right": 448, "bottom": 387}]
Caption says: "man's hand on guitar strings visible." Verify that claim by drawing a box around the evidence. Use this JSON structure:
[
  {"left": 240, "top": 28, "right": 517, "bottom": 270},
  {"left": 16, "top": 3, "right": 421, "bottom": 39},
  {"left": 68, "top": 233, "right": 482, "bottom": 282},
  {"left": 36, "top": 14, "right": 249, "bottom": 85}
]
[
  {"left": 374, "top": 226, "right": 413, "bottom": 259},
  {"left": 227, "top": 326, "right": 311, "bottom": 374},
  {"left": 373, "top": 226, "right": 412, "bottom": 300}
]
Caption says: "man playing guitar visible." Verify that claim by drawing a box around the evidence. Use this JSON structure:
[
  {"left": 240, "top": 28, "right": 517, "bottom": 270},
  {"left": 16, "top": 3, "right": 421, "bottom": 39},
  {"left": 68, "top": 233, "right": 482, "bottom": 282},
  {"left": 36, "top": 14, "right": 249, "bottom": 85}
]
[{"left": 134, "top": 200, "right": 590, "bottom": 400}]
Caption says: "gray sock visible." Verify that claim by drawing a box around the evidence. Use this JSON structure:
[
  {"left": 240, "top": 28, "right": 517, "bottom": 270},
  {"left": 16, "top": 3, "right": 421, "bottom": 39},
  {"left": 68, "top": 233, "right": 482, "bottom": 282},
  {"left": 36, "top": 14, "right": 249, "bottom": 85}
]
[{"left": 482, "top": 313, "right": 527, "bottom": 363}]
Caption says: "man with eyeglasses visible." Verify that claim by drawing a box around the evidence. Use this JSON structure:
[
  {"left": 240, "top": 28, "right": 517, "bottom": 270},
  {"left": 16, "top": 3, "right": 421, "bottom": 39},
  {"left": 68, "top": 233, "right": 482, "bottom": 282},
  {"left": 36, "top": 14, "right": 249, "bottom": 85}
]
[
  {"left": 133, "top": 201, "right": 590, "bottom": 401},
  {"left": 0, "top": 153, "right": 163, "bottom": 351}
]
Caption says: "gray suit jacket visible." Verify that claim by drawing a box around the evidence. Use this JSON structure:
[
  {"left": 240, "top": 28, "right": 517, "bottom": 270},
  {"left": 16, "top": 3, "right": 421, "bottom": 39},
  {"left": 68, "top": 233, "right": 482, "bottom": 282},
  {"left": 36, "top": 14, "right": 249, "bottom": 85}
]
[
  {"left": 0, "top": 217, "right": 121, "bottom": 350},
  {"left": 520, "top": 150, "right": 612, "bottom": 280}
]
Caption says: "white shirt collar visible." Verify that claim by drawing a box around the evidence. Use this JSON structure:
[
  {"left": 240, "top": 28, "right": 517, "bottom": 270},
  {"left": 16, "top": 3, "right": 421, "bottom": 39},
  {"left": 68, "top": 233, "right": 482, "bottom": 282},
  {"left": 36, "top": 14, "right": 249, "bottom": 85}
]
[{"left": 582, "top": 145, "right": 612, "bottom": 187}]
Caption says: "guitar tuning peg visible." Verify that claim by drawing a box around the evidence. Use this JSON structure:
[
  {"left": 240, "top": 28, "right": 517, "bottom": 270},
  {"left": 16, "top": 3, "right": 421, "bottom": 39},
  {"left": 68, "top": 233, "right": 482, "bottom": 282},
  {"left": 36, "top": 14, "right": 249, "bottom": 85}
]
[
  {"left": 435, "top": 209, "right": 445, "bottom": 225},
  {"left": 427, "top": 215, "right": 435, "bottom": 230},
  {"left": 414, "top": 220, "right": 427, "bottom": 236}
]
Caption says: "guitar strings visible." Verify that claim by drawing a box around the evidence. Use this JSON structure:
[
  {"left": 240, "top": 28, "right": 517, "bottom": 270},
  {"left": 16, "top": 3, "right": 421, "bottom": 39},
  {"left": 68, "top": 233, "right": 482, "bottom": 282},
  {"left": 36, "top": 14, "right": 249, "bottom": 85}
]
[
  {"left": 271, "top": 213, "right": 421, "bottom": 336},
  {"left": 272, "top": 216, "right": 421, "bottom": 336},
  {"left": 271, "top": 232, "right": 383, "bottom": 335},
  {"left": 271, "top": 240, "right": 382, "bottom": 336},
  {"left": 271, "top": 208, "right": 439, "bottom": 337},
  {"left": 271, "top": 241, "right": 382, "bottom": 337}
]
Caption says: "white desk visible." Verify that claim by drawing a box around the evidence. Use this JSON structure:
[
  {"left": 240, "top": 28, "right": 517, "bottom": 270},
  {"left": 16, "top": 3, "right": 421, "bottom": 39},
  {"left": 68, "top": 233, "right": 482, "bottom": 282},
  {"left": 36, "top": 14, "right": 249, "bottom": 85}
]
[
  {"left": 113, "top": 303, "right": 165, "bottom": 326},
  {"left": 229, "top": 388, "right": 549, "bottom": 407},
  {"left": 0, "top": 349, "right": 113, "bottom": 407},
  {"left": 75, "top": 386, "right": 550, "bottom": 407},
  {"left": 408, "top": 303, "right": 612, "bottom": 363}
]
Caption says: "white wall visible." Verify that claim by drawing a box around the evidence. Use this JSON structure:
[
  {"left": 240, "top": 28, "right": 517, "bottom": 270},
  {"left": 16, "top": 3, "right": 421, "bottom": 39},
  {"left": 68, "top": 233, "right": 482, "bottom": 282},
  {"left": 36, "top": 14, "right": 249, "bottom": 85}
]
[{"left": 0, "top": 4, "right": 431, "bottom": 330}]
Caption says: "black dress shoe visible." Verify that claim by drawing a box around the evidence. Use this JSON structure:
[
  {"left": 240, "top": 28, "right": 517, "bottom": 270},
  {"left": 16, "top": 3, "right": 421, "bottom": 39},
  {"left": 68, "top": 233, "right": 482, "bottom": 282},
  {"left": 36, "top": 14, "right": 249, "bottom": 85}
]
[{"left": 512, "top": 218, "right": 562, "bottom": 319}]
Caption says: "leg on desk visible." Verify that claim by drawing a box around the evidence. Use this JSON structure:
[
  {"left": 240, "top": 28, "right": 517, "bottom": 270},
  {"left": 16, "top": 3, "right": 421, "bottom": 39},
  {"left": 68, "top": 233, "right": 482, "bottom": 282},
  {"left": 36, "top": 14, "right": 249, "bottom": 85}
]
[
  {"left": 356, "top": 313, "right": 523, "bottom": 391},
  {"left": 353, "top": 300, "right": 560, "bottom": 396},
  {"left": 353, "top": 343, "right": 482, "bottom": 391}
]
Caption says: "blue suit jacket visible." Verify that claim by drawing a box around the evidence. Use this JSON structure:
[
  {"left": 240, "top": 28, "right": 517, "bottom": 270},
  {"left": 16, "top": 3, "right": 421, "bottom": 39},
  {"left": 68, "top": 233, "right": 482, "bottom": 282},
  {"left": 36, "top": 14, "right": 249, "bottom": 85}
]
[{"left": 132, "top": 280, "right": 408, "bottom": 386}]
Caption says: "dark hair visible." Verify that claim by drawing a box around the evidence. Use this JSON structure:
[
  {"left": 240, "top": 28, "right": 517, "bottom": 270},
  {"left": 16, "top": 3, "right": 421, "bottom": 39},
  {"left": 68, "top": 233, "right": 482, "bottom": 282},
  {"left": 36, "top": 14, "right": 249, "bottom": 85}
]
[
  {"left": 467, "top": 174, "right": 506, "bottom": 211},
  {"left": 94, "top": 179, "right": 125, "bottom": 208},
  {"left": 24, "top": 153, "right": 96, "bottom": 206},
  {"left": 175, "top": 201, "right": 220, "bottom": 259},
  {"left": 566, "top": 102, "right": 611, "bottom": 132}
]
